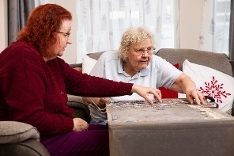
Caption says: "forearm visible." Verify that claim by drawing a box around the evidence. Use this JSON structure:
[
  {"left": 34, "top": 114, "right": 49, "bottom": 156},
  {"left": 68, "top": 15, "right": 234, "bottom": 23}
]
[
  {"left": 67, "top": 73, "right": 133, "bottom": 97},
  {"left": 179, "top": 74, "right": 206, "bottom": 104},
  {"left": 171, "top": 73, "right": 196, "bottom": 93},
  {"left": 181, "top": 76, "right": 197, "bottom": 94}
]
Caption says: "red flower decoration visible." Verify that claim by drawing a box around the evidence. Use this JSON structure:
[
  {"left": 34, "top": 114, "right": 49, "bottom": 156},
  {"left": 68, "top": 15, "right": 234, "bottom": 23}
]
[{"left": 199, "top": 76, "right": 231, "bottom": 103}]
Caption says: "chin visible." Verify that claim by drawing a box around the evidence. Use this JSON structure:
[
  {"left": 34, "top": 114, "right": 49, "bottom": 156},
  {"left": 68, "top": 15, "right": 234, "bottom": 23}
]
[
  {"left": 137, "top": 66, "right": 146, "bottom": 70},
  {"left": 140, "top": 63, "right": 148, "bottom": 67},
  {"left": 58, "top": 52, "right": 64, "bottom": 56}
]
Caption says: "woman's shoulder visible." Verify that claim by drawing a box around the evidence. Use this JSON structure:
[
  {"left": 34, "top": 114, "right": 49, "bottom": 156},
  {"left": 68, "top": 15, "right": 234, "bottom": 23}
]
[
  {"left": 0, "top": 40, "right": 41, "bottom": 63},
  {"left": 5, "top": 40, "right": 40, "bottom": 58},
  {"left": 151, "top": 54, "right": 165, "bottom": 62},
  {"left": 12, "top": 40, "right": 37, "bottom": 51}
]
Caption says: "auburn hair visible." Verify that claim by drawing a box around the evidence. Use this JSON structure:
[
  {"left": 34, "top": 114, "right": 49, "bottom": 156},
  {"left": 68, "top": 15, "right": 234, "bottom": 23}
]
[{"left": 17, "top": 4, "right": 72, "bottom": 57}]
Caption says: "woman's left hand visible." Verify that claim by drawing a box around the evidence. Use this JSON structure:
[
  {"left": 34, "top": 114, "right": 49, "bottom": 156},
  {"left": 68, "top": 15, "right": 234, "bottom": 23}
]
[
  {"left": 185, "top": 88, "right": 206, "bottom": 104},
  {"left": 172, "top": 73, "right": 206, "bottom": 105}
]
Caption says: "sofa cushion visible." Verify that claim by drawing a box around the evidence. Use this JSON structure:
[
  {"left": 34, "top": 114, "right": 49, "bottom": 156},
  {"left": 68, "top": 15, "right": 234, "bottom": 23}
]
[
  {"left": 82, "top": 54, "right": 97, "bottom": 74},
  {"left": 67, "top": 95, "right": 91, "bottom": 122},
  {"left": 156, "top": 48, "right": 233, "bottom": 76},
  {"left": 0, "top": 139, "right": 51, "bottom": 156},
  {"left": 159, "top": 63, "right": 179, "bottom": 98},
  {"left": 0, "top": 121, "right": 40, "bottom": 144},
  {"left": 183, "top": 59, "right": 234, "bottom": 114},
  {"left": 87, "top": 51, "right": 105, "bottom": 60},
  {"left": 67, "top": 94, "right": 89, "bottom": 107}
]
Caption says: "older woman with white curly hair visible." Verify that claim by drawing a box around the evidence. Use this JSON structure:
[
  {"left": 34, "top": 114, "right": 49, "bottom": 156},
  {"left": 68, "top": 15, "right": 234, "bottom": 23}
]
[{"left": 83, "top": 26, "right": 205, "bottom": 124}]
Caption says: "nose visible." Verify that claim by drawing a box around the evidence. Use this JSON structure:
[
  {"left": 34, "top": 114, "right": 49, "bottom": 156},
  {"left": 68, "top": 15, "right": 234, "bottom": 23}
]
[
  {"left": 67, "top": 37, "right": 72, "bottom": 44},
  {"left": 142, "top": 50, "right": 150, "bottom": 56}
]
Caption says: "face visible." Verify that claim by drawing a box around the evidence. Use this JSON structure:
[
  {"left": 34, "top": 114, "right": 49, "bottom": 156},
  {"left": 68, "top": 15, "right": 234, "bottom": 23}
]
[
  {"left": 53, "top": 20, "right": 72, "bottom": 58},
  {"left": 125, "top": 38, "right": 153, "bottom": 72}
]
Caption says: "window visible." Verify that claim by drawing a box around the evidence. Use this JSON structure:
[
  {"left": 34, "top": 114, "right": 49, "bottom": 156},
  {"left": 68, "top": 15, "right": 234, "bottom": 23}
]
[
  {"left": 200, "top": 0, "right": 230, "bottom": 55},
  {"left": 215, "top": 0, "right": 230, "bottom": 55}
]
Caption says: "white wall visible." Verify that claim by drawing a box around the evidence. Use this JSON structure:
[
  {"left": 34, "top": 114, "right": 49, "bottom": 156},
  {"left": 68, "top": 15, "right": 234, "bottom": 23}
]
[
  {"left": 179, "top": 0, "right": 204, "bottom": 49},
  {"left": 0, "top": 0, "right": 8, "bottom": 52},
  {"left": 53, "top": 0, "right": 78, "bottom": 64},
  {"left": 0, "top": 0, "right": 204, "bottom": 63}
]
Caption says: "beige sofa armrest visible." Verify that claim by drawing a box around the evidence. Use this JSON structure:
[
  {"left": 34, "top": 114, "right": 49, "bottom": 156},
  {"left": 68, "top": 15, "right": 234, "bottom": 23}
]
[{"left": 0, "top": 121, "right": 39, "bottom": 144}]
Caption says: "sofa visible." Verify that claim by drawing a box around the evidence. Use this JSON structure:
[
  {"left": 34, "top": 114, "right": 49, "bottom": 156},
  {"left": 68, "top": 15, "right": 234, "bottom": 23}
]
[{"left": 0, "top": 48, "right": 233, "bottom": 155}]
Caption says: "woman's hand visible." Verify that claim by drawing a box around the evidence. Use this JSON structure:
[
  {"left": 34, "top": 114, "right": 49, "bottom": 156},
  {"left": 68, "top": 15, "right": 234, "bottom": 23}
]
[
  {"left": 73, "top": 118, "right": 89, "bottom": 131},
  {"left": 131, "top": 84, "right": 162, "bottom": 104},
  {"left": 185, "top": 88, "right": 206, "bottom": 105},
  {"left": 172, "top": 73, "right": 206, "bottom": 105}
]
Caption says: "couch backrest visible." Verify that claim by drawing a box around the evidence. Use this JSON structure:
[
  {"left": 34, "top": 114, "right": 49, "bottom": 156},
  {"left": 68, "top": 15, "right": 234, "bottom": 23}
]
[
  {"left": 85, "top": 48, "right": 233, "bottom": 77},
  {"left": 156, "top": 48, "right": 233, "bottom": 77},
  {"left": 87, "top": 51, "right": 106, "bottom": 60},
  {"left": 70, "top": 51, "right": 106, "bottom": 68}
]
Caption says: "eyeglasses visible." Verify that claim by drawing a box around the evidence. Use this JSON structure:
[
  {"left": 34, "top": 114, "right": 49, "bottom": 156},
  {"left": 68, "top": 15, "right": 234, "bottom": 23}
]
[
  {"left": 134, "top": 47, "right": 155, "bottom": 56},
  {"left": 56, "top": 31, "right": 71, "bottom": 39}
]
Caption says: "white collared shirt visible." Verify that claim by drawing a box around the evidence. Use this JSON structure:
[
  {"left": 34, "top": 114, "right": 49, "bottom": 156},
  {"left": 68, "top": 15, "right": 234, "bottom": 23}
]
[{"left": 90, "top": 50, "right": 182, "bottom": 101}]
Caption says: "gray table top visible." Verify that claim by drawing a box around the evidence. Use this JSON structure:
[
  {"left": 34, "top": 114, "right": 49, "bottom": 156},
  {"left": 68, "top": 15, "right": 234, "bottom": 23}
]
[{"left": 106, "top": 99, "right": 233, "bottom": 124}]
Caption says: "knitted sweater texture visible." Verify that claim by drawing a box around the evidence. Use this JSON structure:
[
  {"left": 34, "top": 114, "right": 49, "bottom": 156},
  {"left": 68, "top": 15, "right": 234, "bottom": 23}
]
[{"left": 0, "top": 40, "right": 132, "bottom": 138}]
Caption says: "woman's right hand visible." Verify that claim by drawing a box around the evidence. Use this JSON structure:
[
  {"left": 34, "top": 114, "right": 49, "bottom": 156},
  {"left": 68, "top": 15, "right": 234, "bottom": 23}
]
[
  {"left": 131, "top": 84, "right": 162, "bottom": 104},
  {"left": 73, "top": 118, "right": 89, "bottom": 131}
]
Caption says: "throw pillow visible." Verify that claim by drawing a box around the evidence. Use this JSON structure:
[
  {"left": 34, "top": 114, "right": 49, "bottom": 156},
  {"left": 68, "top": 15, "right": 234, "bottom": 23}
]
[
  {"left": 82, "top": 55, "right": 97, "bottom": 74},
  {"left": 159, "top": 63, "right": 179, "bottom": 98},
  {"left": 183, "top": 59, "right": 234, "bottom": 114}
]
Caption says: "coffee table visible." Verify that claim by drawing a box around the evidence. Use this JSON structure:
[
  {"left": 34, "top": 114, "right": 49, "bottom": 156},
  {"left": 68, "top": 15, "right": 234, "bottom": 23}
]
[{"left": 106, "top": 99, "right": 234, "bottom": 156}]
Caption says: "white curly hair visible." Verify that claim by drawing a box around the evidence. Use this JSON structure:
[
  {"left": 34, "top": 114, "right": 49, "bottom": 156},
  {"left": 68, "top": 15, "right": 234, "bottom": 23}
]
[{"left": 118, "top": 26, "right": 155, "bottom": 61}]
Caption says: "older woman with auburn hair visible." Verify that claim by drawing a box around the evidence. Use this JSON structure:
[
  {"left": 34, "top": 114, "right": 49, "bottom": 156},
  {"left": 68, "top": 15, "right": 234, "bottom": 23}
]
[
  {"left": 0, "top": 4, "right": 164, "bottom": 156},
  {"left": 83, "top": 26, "right": 206, "bottom": 124}
]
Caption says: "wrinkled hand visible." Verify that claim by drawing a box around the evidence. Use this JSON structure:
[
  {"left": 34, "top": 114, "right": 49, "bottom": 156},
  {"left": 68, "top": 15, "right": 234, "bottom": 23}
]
[
  {"left": 185, "top": 88, "right": 206, "bottom": 105},
  {"left": 73, "top": 118, "right": 89, "bottom": 131},
  {"left": 132, "top": 85, "right": 162, "bottom": 104}
]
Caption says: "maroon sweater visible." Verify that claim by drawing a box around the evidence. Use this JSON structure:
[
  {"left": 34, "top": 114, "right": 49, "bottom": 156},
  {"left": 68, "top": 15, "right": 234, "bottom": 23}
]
[{"left": 0, "top": 40, "right": 133, "bottom": 138}]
